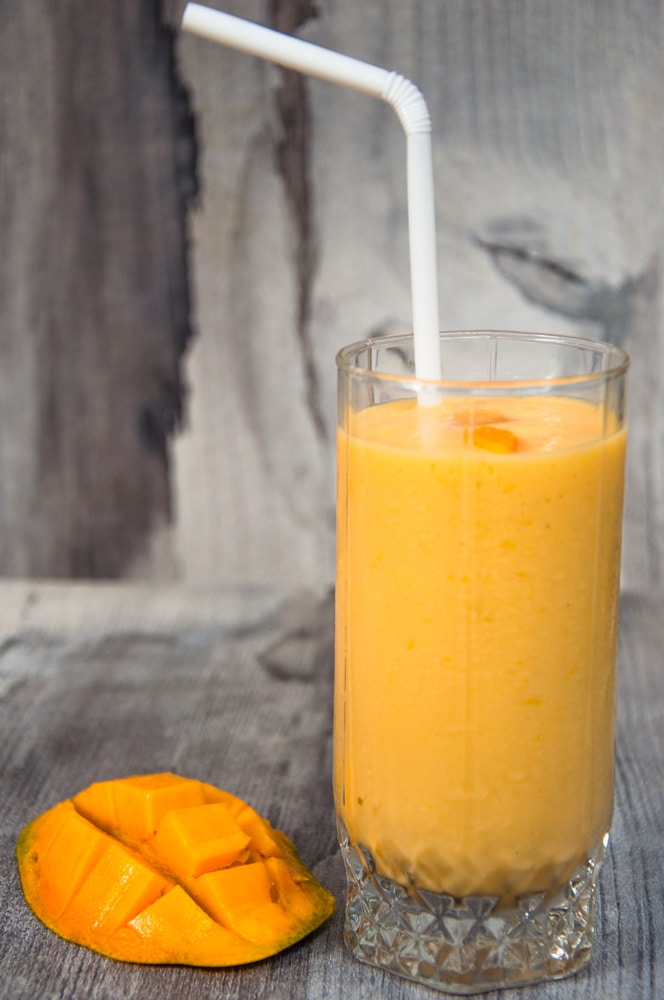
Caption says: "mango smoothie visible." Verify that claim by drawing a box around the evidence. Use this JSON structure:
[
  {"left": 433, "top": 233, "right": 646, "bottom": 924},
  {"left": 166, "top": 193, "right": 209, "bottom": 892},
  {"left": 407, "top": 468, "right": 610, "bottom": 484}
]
[{"left": 335, "top": 393, "right": 626, "bottom": 902}]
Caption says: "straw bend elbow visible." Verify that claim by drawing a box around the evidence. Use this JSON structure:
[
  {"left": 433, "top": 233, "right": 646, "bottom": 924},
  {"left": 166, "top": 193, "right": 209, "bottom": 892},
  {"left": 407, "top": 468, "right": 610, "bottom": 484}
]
[{"left": 381, "top": 72, "right": 432, "bottom": 136}]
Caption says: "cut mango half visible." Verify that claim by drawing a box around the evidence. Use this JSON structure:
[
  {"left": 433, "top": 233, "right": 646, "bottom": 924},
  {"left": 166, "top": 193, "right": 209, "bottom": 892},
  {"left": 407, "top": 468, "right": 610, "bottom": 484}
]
[{"left": 16, "top": 773, "right": 335, "bottom": 966}]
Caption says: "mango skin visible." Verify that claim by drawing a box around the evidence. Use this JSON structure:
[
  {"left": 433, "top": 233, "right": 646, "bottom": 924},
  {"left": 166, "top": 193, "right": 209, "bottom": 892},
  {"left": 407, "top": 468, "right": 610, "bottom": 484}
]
[{"left": 16, "top": 773, "right": 335, "bottom": 966}]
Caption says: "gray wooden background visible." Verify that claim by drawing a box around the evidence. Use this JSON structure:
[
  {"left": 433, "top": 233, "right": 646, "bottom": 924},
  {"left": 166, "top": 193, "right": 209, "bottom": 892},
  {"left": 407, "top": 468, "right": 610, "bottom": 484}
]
[{"left": 1, "top": 0, "right": 662, "bottom": 591}]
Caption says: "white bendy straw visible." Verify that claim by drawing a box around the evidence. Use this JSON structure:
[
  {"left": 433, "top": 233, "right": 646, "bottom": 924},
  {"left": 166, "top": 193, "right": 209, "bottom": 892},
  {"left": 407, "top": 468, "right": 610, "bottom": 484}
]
[{"left": 182, "top": 3, "right": 442, "bottom": 383}]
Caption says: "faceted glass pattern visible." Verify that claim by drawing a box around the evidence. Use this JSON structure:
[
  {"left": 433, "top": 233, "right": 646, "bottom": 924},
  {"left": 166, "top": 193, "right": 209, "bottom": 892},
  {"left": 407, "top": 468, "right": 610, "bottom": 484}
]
[{"left": 339, "top": 823, "right": 606, "bottom": 994}]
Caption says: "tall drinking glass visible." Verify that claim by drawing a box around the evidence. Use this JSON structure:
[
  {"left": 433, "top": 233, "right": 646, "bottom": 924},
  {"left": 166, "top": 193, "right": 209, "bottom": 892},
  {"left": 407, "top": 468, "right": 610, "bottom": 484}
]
[{"left": 334, "top": 331, "right": 629, "bottom": 993}]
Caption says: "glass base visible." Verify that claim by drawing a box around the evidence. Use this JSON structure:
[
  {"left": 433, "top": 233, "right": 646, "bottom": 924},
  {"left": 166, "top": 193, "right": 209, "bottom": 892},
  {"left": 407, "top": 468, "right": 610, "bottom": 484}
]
[{"left": 338, "top": 824, "right": 606, "bottom": 995}]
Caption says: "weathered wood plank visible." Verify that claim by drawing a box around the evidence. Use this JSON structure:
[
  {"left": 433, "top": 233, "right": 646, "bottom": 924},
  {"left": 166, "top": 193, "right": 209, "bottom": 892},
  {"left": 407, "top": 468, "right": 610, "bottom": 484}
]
[
  {"left": 173, "top": 0, "right": 664, "bottom": 592},
  {"left": 0, "top": 584, "right": 662, "bottom": 996},
  {"left": 0, "top": 0, "right": 196, "bottom": 577},
  {"left": 0, "top": 1, "right": 661, "bottom": 588},
  {"left": 173, "top": 0, "right": 332, "bottom": 590}
]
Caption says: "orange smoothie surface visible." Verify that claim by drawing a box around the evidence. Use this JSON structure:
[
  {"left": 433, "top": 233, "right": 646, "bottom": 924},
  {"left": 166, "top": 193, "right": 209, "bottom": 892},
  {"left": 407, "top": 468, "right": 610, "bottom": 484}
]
[{"left": 335, "top": 394, "right": 626, "bottom": 900}]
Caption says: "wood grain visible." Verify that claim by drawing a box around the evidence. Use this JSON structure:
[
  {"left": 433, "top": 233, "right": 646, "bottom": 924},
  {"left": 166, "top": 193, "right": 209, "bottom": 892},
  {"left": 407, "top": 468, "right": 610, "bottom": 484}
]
[
  {"left": 0, "top": 583, "right": 662, "bottom": 997},
  {"left": 0, "top": 1, "right": 662, "bottom": 589},
  {"left": 0, "top": 0, "right": 196, "bottom": 577},
  {"left": 173, "top": 0, "right": 664, "bottom": 592}
]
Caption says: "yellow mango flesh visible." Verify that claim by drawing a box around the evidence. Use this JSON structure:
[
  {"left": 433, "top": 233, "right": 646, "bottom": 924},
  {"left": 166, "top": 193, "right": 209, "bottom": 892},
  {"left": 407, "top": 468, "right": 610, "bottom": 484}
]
[
  {"left": 154, "top": 803, "right": 251, "bottom": 878},
  {"left": 16, "top": 773, "right": 335, "bottom": 966}
]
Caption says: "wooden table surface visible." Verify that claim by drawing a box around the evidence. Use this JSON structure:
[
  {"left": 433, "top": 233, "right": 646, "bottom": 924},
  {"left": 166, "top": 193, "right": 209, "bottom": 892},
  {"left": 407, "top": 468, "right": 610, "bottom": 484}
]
[{"left": 1, "top": 582, "right": 662, "bottom": 1000}]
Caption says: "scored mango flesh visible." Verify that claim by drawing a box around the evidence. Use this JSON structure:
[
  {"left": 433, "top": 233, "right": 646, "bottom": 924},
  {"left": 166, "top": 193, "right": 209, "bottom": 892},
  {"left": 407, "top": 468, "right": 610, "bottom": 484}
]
[{"left": 16, "top": 773, "right": 335, "bottom": 966}]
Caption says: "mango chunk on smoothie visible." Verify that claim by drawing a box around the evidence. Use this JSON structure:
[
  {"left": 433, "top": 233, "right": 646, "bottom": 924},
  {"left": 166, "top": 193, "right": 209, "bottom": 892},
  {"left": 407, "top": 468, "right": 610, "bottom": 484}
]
[
  {"left": 472, "top": 424, "right": 519, "bottom": 453},
  {"left": 17, "top": 773, "right": 334, "bottom": 965}
]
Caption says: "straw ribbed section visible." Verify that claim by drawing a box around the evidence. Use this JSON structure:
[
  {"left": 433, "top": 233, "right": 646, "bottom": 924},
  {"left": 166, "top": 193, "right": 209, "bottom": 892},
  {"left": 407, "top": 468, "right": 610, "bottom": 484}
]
[
  {"left": 382, "top": 72, "right": 432, "bottom": 134},
  {"left": 338, "top": 823, "right": 606, "bottom": 994}
]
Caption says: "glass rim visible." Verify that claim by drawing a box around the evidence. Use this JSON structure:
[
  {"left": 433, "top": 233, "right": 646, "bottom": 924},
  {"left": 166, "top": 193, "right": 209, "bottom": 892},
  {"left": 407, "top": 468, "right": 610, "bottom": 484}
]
[{"left": 336, "top": 330, "right": 630, "bottom": 391}]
